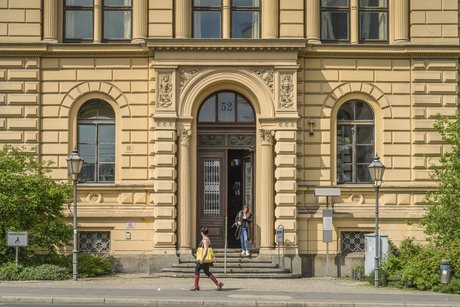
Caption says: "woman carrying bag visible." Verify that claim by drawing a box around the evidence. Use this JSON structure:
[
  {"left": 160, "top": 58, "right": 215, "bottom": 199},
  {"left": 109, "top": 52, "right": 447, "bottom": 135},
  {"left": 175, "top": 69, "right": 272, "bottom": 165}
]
[
  {"left": 234, "top": 205, "right": 253, "bottom": 256},
  {"left": 190, "top": 226, "right": 224, "bottom": 291}
]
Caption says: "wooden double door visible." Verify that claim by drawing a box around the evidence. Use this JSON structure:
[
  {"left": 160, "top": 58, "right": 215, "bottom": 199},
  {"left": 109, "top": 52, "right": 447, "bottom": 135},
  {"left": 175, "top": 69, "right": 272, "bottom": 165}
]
[{"left": 197, "top": 148, "right": 254, "bottom": 248}]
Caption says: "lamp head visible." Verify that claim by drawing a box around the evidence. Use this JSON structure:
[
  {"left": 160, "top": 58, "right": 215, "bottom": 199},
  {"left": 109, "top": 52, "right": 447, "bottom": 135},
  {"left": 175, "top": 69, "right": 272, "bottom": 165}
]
[
  {"left": 368, "top": 154, "right": 385, "bottom": 187},
  {"left": 66, "top": 148, "right": 84, "bottom": 180}
]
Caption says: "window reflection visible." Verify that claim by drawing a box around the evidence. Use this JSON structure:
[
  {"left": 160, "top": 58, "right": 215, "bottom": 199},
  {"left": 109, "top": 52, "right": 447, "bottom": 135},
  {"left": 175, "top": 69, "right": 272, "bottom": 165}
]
[
  {"left": 321, "top": 0, "right": 349, "bottom": 41},
  {"left": 78, "top": 100, "right": 115, "bottom": 183},
  {"left": 64, "top": 0, "right": 94, "bottom": 41},
  {"left": 103, "top": 0, "right": 132, "bottom": 40},
  {"left": 193, "top": 0, "right": 222, "bottom": 38},
  {"left": 321, "top": 0, "right": 388, "bottom": 42},
  {"left": 232, "top": 0, "right": 260, "bottom": 38},
  {"left": 336, "top": 100, "right": 374, "bottom": 184},
  {"left": 198, "top": 91, "right": 255, "bottom": 124}
]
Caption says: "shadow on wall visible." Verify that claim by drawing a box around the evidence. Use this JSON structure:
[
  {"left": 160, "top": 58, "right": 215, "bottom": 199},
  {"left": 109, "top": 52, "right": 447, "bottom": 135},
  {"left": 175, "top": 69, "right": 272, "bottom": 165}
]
[{"left": 300, "top": 252, "right": 364, "bottom": 277}]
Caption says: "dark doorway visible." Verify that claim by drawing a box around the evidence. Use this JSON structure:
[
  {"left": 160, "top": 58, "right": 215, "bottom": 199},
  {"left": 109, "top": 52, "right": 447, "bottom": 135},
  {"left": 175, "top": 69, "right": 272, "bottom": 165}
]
[{"left": 227, "top": 149, "right": 253, "bottom": 248}]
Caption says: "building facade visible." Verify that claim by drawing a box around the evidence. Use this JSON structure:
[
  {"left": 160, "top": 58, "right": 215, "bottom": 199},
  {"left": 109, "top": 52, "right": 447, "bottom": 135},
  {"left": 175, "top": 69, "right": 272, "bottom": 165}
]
[{"left": 0, "top": 0, "right": 458, "bottom": 276}]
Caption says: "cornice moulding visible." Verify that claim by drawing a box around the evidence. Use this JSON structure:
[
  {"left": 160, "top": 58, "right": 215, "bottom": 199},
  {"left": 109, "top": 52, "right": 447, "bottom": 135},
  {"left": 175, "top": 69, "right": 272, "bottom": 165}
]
[
  {"left": 305, "top": 44, "right": 460, "bottom": 57},
  {"left": 1, "top": 41, "right": 459, "bottom": 58},
  {"left": 146, "top": 38, "right": 307, "bottom": 52},
  {"left": 0, "top": 43, "right": 150, "bottom": 57}
]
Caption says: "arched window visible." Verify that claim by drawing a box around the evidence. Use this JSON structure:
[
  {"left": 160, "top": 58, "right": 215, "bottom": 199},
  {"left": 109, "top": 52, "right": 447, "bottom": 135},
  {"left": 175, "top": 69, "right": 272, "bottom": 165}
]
[
  {"left": 78, "top": 99, "right": 115, "bottom": 183},
  {"left": 198, "top": 91, "right": 255, "bottom": 123},
  {"left": 336, "top": 100, "right": 374, "bottom": 184}
]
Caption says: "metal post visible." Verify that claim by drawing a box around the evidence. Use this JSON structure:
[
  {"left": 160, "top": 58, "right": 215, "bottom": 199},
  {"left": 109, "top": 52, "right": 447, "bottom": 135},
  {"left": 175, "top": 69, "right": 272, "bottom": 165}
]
[
  {"left": 326, "top": 196, "right": 329, "bottom": 277},
  {"left": 282, "top": 243, "right": 285, "bottom": 269},
  {"left": 374, "top": 186, "right": 380, "bottom": 288},
  {"left": 224, "top": 216, "right": 227, "bottom": 274},
  {"left": 278, "top": 242, "right": 280, "bottom": 267},
  {"left": 73, "top": 178, "right": 78, "bottom": 281},
  {"left": 15, "top": 246, "right": 18, "bottom": 265}
]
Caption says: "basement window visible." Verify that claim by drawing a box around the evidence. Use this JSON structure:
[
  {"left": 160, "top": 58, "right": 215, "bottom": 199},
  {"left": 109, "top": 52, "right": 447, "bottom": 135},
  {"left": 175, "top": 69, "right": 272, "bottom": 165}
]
[{"left": 79, "top": 231, "right": 111, "bottom": 254}]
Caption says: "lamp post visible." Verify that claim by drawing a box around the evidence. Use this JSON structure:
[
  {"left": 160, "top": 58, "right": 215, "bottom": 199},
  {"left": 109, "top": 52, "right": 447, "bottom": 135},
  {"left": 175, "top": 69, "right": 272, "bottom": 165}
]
[
  {"left": 66, "top": 148, "right": 84, "bottom": 281},
  {"left": 368, "top": 154, "right": 385, "bottom": 288}
]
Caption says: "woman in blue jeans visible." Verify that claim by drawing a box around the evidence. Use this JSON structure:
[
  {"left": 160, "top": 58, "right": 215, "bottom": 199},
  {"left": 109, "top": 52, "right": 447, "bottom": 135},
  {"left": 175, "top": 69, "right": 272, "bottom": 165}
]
[{"left": 235, "top": 206, "right": 253, "bottom": 256}]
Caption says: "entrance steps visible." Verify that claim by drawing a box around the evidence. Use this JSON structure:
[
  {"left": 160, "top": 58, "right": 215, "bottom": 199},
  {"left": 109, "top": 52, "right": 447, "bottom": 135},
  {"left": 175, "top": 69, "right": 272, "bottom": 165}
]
[{"left": 158, "top": 248, "right": 301, "bottom": 278}]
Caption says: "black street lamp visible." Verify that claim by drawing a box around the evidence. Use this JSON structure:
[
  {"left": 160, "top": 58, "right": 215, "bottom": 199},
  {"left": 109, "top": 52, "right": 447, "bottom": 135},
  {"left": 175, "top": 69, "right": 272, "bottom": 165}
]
[
  {"left": 66, "top": 148, "right": 84, "bottom": 281},
  {"left": 368, "top": 154, "right": 385, "bottom": 288}
]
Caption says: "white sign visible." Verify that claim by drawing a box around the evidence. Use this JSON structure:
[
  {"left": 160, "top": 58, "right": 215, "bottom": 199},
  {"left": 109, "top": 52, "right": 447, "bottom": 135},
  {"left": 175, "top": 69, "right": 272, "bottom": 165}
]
[
  {"left": 323, "top": 216, "right": 333, "bottom": 231},
  {"left": 315, "top": 187, "right": 341, "bottom": 197},
  {"left": 7, "top": 232, "right": 28, "bottom": 247}
]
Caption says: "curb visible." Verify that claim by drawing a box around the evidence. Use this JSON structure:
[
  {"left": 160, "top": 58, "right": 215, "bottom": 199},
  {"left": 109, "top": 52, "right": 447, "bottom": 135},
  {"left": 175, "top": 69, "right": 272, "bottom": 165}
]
[{"left": 1, "top": 296, "right": 459, "bottom": 307}]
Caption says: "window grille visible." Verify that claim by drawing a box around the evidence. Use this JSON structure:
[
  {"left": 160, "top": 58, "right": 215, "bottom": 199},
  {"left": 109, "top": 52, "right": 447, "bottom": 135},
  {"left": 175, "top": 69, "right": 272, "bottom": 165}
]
[
  {"left": 341, "top": 231, "right": 370, "bottom": 253},
  {"left": 79, "top": 231, "right": 110, "bottom": 254},
  {"left": 203, "top": 160, "right": 220, "bottom": 215}
]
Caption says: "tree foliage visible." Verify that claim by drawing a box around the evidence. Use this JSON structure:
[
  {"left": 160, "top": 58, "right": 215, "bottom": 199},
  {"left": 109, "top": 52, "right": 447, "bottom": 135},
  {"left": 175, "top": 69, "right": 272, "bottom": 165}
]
[
  {"left": 0, "top": 146, "right": 72, "bottom": 263},
  {"left": 417, "top": 114, "right": 460, "bottom": 246}
]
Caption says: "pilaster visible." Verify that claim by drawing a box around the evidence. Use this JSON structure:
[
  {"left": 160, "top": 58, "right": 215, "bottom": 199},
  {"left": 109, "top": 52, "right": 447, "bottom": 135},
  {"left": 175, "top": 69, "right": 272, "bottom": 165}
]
[
  {"left": 94, "top": 0, "right": 102, "bottom": 43},
  {"left": 306, "top": 0, "right": 320, "bottom": 44},
  {"left": 222, "top": 0, "right": 230, "bottom": 38},
  {"left": 262, "top": 0, "right": 278, "bottom": 38},
  {"left": 274, "top": 129, "right": 298, "bottom": 249},
  {"left": 132, "top": 0, "right": 148, "bottom": 43},
  {"left": 394, "top": 0, "right": 409, "bottom": 44},
  {"left": 259, "top": 129, "right": 275, "bottom": 251},
  {"left": 177, "top": 124, "right": 192, "bottom": 253},
  {"left": 43, "top": 0, "right": 58, "bottom": 42},
  {"left": 350, "top": 0, "right": 358, "bottom": 44},
  {"left": 175, "top": 0, "right": 191, "bottom": 38},
  {"left": 152, "top": 116, "right": 177, "bottom": 254},
  {"left": 151, "top": 66, "right": 179, "bottom": 254}
]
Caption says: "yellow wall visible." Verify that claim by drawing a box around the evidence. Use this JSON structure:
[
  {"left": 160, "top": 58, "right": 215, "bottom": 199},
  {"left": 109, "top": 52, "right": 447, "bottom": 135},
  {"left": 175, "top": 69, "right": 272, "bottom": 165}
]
[{"left": 0, "top": 0, "right": 458, "bottom": 274}]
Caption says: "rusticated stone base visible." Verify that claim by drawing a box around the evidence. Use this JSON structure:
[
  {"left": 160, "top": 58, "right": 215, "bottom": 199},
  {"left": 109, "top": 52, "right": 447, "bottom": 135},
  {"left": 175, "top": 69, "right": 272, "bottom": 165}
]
[{"left": 113, "top": 254, "right": 179, "bottom": 274}]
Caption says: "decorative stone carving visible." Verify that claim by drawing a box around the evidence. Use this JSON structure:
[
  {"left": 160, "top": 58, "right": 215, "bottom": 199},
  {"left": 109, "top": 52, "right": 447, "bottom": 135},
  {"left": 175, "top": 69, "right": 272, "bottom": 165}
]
[
  {"left": 87, "top": 193, "right": 102, "bottom": 203},
  {"left": 252, "top": 68, "right": 274, "bottom": 92},
  {"left": 158, "top": 72, "right": 173, "bottom": 108},
  {"left": 179, "top": 68, "right": 201, "bottom": 93},
  {"left": 178, "top": 129, "right": 191, "bottom": 144},
  {"left": 259, "top": 129, "right": 275, "bottom": 145},
  {"left": 280, "top": 73, "right": 294, "bottom": 109},
  {"left": 350, "top": 194, "right": 364, "bottom": 205},
  {"left": 199, "top": 135, "right": 226, "bottom": 146},
  {"left": 228, "top": 135, "right": 255, "bottom": 146}
]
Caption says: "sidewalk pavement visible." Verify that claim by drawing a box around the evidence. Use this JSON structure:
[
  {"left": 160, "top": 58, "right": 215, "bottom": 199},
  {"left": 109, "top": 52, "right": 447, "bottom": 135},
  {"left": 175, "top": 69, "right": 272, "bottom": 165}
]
[{"left": 1, "top": 274, "right": 460, "bottom": 306}]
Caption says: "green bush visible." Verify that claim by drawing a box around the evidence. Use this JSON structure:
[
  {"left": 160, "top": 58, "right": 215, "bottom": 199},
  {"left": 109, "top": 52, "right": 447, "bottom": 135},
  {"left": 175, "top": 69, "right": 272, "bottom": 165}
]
[
  {"left": 0, "top": 263, "right": 23, "bottom": 280},
  {"left": 399, "top": 245, "right": 441, "bottom": 290},
  {"left": 380, "top": 238, "right": 460, "bottom": 291},
  {"left": 438, "top": 277, "right": 460, "bottom": 294},
  {"left": 26, "top": 253, "right": 114, "bottom": 278},
  {"left": 0, "top": 263, "right": 69, "bottom": 281},
  {"left": 18, "top": 264, "right": 69, "bottom": 280},
  {"left": 78, "top": 254, "right": 113, "bottom": 278},
  {"left": 0, "top": 253, "right": 113, "bottom": 280}
]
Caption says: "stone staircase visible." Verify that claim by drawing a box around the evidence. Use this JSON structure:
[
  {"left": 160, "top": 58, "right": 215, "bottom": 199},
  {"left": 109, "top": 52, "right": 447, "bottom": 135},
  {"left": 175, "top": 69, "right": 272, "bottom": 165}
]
[{"left": 158, "top": 248, "right": 301, "bottom": 278}]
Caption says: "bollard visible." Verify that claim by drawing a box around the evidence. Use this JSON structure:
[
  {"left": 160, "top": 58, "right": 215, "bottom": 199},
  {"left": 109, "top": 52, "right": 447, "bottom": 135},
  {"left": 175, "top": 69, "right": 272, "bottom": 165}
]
[{"left": 440, "top": 259, "right": 452, "bottom": 284}]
